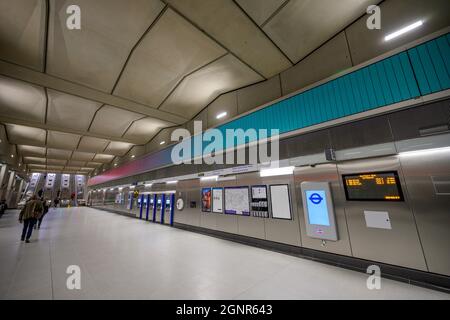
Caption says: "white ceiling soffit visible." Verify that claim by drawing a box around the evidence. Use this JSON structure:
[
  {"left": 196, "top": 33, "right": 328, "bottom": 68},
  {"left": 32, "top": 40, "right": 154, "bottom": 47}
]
[
  {"left": 77, "top": 136, "right": 109, "bottom": 153},
  {"left": 160, "top": 54, "right": 263, "bottom": 119},
  {"left": 104, "top": 141, "right": 134, "bottom": 156},
  {"left": 263, "top": 0, "right": 379, "bottom": 63},
  {"left": 0, "top": 76, "right": 46, "bottom": 123},
  {"left": 46, "top": 148, "right": 72, "bottom": 160},
  {"left": 17, "top": 145, "right": 46, "bottom": 157},
  {"left": 89, "top": 105, "right": 144, "bottom": 139},
  {"left": 46, "top": 89, "right": 102, "bottom": 131},
  {"left": 113, "top": 8, "right": 226, "bottom": 108},
  {"left": 46, "top": 0, "right": 165, "bottom": 92},
  {"left": 71, "top": 151, "right": 95, "bottom": 161},
  {"left": 165, "top": 0, "right": 292, "bottom": 78},
  {"left": 235, "top": 0, "right": 286, "bottom": 26},
  {"left": 6, "top": 124, "right": 46, "bottom": 146},
  {"left": 0, "top": 0, "right": 46, "bottom": 71},
  {"left": 123, "top": 117, "right": 174, "bottom": 145},
  {"left": 46, "top": 131, "right": 81, "bottom": 150},
  {"left": 93, "top": 154, "right": 115, "bottom": 163}
]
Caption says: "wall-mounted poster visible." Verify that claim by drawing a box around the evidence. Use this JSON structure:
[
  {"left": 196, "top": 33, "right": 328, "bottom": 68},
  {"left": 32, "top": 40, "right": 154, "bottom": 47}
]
[
  {"left": 201, "top": 188, "right": 212, "bottom": 212},
  {"left": 270, "top": 185, "right": 292, "bottom": 220},
  {"left": 225, "top": 187, "right": 250, "bottom": 215},
  {"left": 212, "top": 188, "right": 223, "bottom": 213},
  {"left": 251, "top": 185, "right": 269, "bottom": 218}
]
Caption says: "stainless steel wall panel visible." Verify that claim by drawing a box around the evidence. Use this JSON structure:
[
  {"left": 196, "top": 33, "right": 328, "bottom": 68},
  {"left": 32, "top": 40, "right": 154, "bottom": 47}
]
[
  {"left": 399, "top": 147, "right": 450, "bottom": 276},
  {"left": 337, "top": 156, "right": 428, "bottom": 271}
]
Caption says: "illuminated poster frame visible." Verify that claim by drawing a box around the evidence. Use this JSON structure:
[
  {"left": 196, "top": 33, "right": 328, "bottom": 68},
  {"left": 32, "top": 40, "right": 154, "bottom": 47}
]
[{"left": 201, "top": 188, "right": 212, "bottom": 212}]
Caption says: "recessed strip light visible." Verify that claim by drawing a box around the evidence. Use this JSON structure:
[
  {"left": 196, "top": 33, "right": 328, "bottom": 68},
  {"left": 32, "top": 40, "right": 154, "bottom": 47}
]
[
  {"left": 260, "top": 166, "right": 295, "bottom": 177},
  {"left": 398, "top": 146, "right": 450, "bottom": 157},
  {"left": 166, "top": 180, "right": 178, "bottom": 184},
  {"left": 200, "top": 175, "right": 218, "bottom": 181},
  {"left": 216, "top": 112, "right": 227, "bottom": 119},
  {"left": 160, "top": 141, "right": 166, "bottom": 145},
  {"left": 385, "top": 20, "right": 423, "bottom": 41}
]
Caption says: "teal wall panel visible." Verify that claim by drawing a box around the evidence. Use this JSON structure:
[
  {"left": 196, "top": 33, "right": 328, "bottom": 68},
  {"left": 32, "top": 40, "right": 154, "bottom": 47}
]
[{"left": 408, "top": 34, "right": 450, "bottom": 95}]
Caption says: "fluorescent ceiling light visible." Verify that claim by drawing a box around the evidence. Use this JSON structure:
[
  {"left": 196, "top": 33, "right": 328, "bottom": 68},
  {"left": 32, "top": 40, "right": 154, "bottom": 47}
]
[
  {"left": 260, "top": 166, "right": 295, "bottom": 177},
  {"left": 160, "top": 141, "right": 166, "bottom": 145},
  {"left": 399, "top": 146, "right": 450, "bottom": 157},
  {"left": 216, "top": 112, "right": 227, "bottom": 119},
  {"left": 385, "top": 20, "right": 423, "bottom": 41},
  {"left": 200, "top": 175, "right": 218, "bottom": 181},
  {"left": 166, "top": 180, "right": 178, "bottom": 184},
  {"left": 131, "top": 155, "right": 135, "bottom": 158},
  {"left": 145, "top": 183, "right": 153, "bottom": 187}
]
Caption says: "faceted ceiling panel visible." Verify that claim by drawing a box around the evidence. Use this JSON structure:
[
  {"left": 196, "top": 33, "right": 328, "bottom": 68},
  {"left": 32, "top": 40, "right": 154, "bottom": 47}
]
[
  {"left": 89, "top": 106, "right": 144, "bottom": 138},
  {"left": 93, "top": 154, "right": 115, "bottom": 163},
  {"left": 114, "top": 8, "right": 226, "bottom": 108},
  {"left": 86, "top": 162, "right": 103, "bottom": 168},
  {"left": 67, "top": 160, "right": 86, "bottom": 167},
  {"left": 165, "top": 0, "right": 292, "bottom": 78},
  {"left": 0, "top": 0, "right": 46, "bottom": 71},
  {"left": 46, "top": 89, "right": 102, "bottom": 131},
  {"left": 0, "top": 76, "right": 46, "bottom": 123},
  {"left": 77, "top": 136, "right": 109, "bottom": 153},
  {"left": 46, "top": 148, "right": 72, "bottom": 160},
  {"left": 46, "top": 0, "right": 165, "bottom": 92},
  {"left": 71, "top": 151, "right": 95, "bottom": 162},
  {"left": 104, "top": 141, "right": 134, "bottom": 156},
  {"left": 46, "top": 131, "right": 81, "bottom": 150},
  {"left": 17, "top": 145, "right": 46, "bottom": 157},
  {"left": 23, "top": 156, "right": 46, "bottom": 165},
  {"left": 160, "top": 54, "right": 263, "bottom": 118},
  {"left": 123, "top": 117, "right": 174, "bottom": 145},
  {"left": 6, "top": 124, "right": 46, "bottom": 146},
  {"left": 263, "top": 0, "right": 379, "bottom": 62},
  {"left": 235, "top": 0, "right": 286, "bottom": 26},
  {"left": 46, "top": 159, "right": 67, "bottom": 166}
]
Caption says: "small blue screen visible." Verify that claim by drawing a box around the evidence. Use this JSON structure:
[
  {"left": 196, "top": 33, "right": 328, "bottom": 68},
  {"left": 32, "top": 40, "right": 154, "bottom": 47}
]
[{"left": 306, "top": 190, "right": 330, "bottom": 226}]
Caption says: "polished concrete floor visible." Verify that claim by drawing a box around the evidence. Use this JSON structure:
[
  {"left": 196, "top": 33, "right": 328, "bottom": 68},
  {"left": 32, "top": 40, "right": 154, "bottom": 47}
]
[{"left": 0, "top": 207, "right": 448, "bottom": 300}]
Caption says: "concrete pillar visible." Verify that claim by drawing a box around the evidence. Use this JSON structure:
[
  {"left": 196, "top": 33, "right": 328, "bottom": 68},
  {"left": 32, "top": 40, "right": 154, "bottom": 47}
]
[
  {"left": 0, "top": 165, "right": 9, "bottom": 200},
  {"left": 5, "top": 171, "right": 15, "bottom": 207}
]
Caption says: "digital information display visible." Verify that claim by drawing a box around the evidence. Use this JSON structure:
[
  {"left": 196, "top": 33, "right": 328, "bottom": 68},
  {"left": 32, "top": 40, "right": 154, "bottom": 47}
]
[
  {"left": 301, "top": 182, "right": 338, "bottom": 241},
  {"left": 343, "top": 171, "right": 404, "bottom": 201}
]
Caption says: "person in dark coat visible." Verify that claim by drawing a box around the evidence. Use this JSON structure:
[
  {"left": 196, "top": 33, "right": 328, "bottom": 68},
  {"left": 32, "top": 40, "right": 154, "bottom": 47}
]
[
  {"left": 36, "top": 198, "right": 49, "bottom": 229},
  {"left": 19, "top": 195, "right": 43, "bottom": 243}
]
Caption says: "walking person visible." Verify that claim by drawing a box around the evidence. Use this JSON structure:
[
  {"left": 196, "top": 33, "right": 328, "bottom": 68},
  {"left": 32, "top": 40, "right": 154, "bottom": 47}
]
[
  {"left": 36, "top": 198, "right": 49, "bottom": 229},
  {"left": 19, "top": 195, "right": 43, "bottom": 243}
]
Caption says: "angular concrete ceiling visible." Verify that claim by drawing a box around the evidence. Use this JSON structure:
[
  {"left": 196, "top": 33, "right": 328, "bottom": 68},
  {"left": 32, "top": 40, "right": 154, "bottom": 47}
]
[{"left": 0, "top": 0, "right": 379, "bottom": 175}]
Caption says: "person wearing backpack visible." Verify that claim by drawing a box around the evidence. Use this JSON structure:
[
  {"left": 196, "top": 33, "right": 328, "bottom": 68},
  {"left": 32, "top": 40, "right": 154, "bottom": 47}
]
[{"left": 19, "top": 195, "right": 43, "bottom": 243}]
